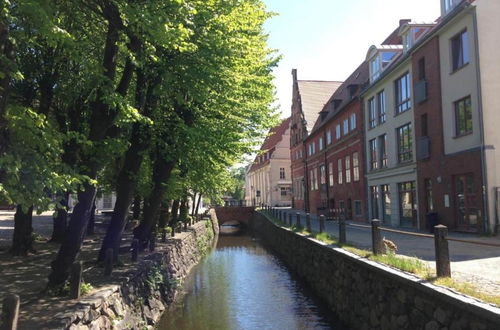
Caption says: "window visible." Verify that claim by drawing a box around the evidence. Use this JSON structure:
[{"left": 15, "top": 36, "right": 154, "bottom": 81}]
[
  {"left": 335, "top": 124, "right": 341, "bottom": 139},
  {"left": 379, "top": 134, "right": 387, "bottom": 168},
  {"left": 352, "top": 152, "right": 360, "bottom": 181},
  {"left": 103, "top": 194, "right": 113, "bottom": 209},
  {"left": 319, "top": 137, "right": 324, "bottom": 151},
  {"left": 397, "top": 123, "right": 413, "bottom": 163},
  {"left": 421, "top": 114, "right": 428, "bottom": 136},
  {"left": 256, "top": 190, "right": 261, "bottom": 197},
  {"left": 395, "top": 72, "right": 412, "bottom": 114},
  {"left": 418, "top": 57, "right": 426, "bottom": 80},
  {"left": 337, "top": 158, "right": 343, "bottom": 184},
  {"left": 381, "top": 184, "right": 391, "bottom": 224},
  {"left": 377, "top": 90, "right": 386, "bottom": 124},
  {"left": 370, "top": 186, "right": 379, "bottom": 219},
  {"left": 329, "top": 162, "right": 334, "bottom": 186},
  {"left": 370, "top": 55, "right": 381, "bottom": 81},
  {"left": 343, "top": 119, "right": 349, "bottom": 135},
  {"left": 381, "top": 52, "right": 397, "bottom": 68},
  {"left": 314, "top": 168, "right": 318, "bottom": 190},
  {"left": 398, "top": 181, "right": 417, "bottom": 227},
  {"left": 308, "top": 142, "right": 316, "bottom": 156},
  {"left": 354, "top": 201, "right": 362, "bottom": 216},
  {"left": 280, "top": 167, "right": 285, "bottom": 179},
  {"left": 280, "top": 187, "right": 287, "bottom": 197},
  {"left": 350, "top": 113, "right": 356, "bottom": 130},
  {"left": 455, "top": 96, "right": 472, "bottom": 136},
  {"left": 368, "top": 97, "right": 376, "bottom": 128},
  {"left": 320, "top": 165, "right": 326, "bottom": 185},
  {"left": 444, "top": 0, "right": 461, "bottom": 14},
  {"left": 425, "top": 179, "right": 434, "bottom": 212},
  {"left": 326, "top": 130, "right": 332, "bottom": 145},
  {"left": 369, "top": 138, "right": 378, "bottom": 170},
  {"left": 345, "top": 156, "right": 351, "bottom": 183},
  {"left": 451, "top": 30, "right": 469, "bottom": 71}
]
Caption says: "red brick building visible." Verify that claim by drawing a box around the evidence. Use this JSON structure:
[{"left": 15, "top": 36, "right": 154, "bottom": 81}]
[
  {"left": 289, "top": 70, "right": 342, "bottom": 211},
  {"left": 412, "top": 21, "right": 483, "bottom": 232},
  {"left": 303, "top": 62, "right": 369, "bottom": 220}
]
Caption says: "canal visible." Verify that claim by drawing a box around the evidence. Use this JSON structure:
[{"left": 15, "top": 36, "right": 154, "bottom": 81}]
[{"left": 158, "top": 232, "right": 347, "bottom": 329}]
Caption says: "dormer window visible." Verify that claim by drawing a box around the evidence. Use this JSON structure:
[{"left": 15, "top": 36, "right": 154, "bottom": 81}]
[
  {"left": 333, "top": 99, "right": 343, "bottom": 110},
  {"left": 369, "top": 49, "right": 399, "bottom": 83},
  {"left": 443, "top": 0, "right": 462, "bottom": 15},
  {"left": 402, "top": 26, "right": 432, "bottom": 52}
]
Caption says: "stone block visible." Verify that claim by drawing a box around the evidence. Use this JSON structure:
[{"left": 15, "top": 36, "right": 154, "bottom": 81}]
[{"left": 425, "top": 320, "right": 440, "bottom": 330}]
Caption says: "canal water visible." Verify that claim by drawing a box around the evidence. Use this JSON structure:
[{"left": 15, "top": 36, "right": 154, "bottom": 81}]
[{"left": 158, "top": 233, "right": 346, "bottom": 330}]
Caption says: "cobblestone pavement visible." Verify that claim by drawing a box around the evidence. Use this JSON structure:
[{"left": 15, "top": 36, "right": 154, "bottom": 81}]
[{"left": 274, "top": 208, "right": 500, "bottom": 295}]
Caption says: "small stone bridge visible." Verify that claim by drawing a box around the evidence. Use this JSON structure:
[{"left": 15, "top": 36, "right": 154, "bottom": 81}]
[{"left": 213, "top": 207, "right": 255, "bottom": 226}]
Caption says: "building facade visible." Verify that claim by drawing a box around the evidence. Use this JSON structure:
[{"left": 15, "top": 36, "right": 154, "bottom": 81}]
[
  {"left": 245, "top": 118, "right": 292, "bottom": 207},
  {"left": 303, "top": 62, "right": 369, "bottom": 220},
  {"left": 289, "top": 69, "right": 342, "bottom": 211}
]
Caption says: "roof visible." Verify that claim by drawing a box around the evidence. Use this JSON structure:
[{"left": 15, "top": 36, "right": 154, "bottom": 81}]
[
  {"left": 297, "top": 80, "right": 343, "bottom": 133},
  {"left": 309, "top": 61, "right": 370, "bottom": 134},
  {"left": 249, "top": 117, "right": 291, "bottom": 172}
]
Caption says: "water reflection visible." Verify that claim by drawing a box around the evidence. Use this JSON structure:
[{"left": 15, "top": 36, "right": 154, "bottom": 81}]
[{"left": 158, "top": 233, "right": 346, "bottom": 330}]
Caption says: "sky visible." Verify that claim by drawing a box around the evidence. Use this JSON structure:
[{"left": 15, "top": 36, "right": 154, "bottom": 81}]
[{"left": 262, "top": 0, "right": 441, "bottom": 118}]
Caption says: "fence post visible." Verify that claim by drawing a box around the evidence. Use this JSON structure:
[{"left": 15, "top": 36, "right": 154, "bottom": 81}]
[
  {"left": 69, "top": 261, "right": 82, "bottom": 299},
  {"left": 371, "top": 219, "right": 384, "bottom": 255},
  {"left": 2, "top": 294, "right": 20, "bottom": 330},
  {"left": 104, "top": 248, "right": 113, "bottom": 276},
  {"left": 306, "top": 213, "right": 311, "bottom": 232},
  {"left": 434, "top": 225, "right": 451, "bottom": 277},
  {"left": 339, "top": 213, "right": 346, "bottom": 244},
  {"left": 131, "top": 239, "right": 139, "bottom": 262},
  {"left": 162, "top": 228, "right": 167, "bottom": 243},
  {"left": 288, "top": 213, "right": 292, "bottom": 226},
  {"left": 319, "top": 215, "right": 325, "bottom": 233},
  {"left": 296, "top": 212, "right": 301, "bottom": 228}
]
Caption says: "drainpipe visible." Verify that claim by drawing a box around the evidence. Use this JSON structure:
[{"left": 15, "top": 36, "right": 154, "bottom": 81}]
[
  {"left": 324, "top": 129, "right": 331, "bottom": 217},
  {"left": 471, "top": 9, "right": 491, "bottom": 233}
]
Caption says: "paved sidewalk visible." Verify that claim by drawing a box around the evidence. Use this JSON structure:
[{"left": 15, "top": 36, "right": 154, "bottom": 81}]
[{"left": 273, "top": 207, "right": 500, "bottom": 294}]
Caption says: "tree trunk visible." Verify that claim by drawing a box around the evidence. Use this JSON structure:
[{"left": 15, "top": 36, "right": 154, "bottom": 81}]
[
  {"left": 195, "top": 193, "right": 202, "bottom": 217},
  {"left": 132, "top": 195, "right": 141, "bottom": 220},
  {"left": 48, "top": 184, "right": 97, "bottom": 287},
  {"left": 170, "top": 199, "right": 180, "bottom": 226},
  {"left": 133, "top": 159, "right": 175, "bottom": 245},
  {"left": 50, "top": 192, "right": 70, "bottom": 243},
  {"left": 190, "top": 193, "right": 197, "bottom": 216},
  {"left": 97, "top": 134, "right": 146, "bottom": 261},
  {"left": 10, "top": 205, "right": 34, "bottom": 256},
  {"left": 157, "top": 201, "right": 169, "bottom": 230},
  {"left": 86, "top": 198, "right": 96, "bottom": 236},
  {"left": 179, "top": 197, "right": 188, "bottom": 222}
]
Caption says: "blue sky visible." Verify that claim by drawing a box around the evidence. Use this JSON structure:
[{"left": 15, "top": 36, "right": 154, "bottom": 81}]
[{"left": 263, "top": 0, "right": 441, "bottom": 117}]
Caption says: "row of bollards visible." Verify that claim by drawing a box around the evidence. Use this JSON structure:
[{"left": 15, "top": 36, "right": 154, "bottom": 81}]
[{"left": 264, "top": 206, "right": 451, "bottom": 278}]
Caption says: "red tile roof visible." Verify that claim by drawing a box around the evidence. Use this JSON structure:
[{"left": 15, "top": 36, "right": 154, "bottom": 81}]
[
  {"left": 249, "top": 117, "right": 291, "bottom": 172},
  {"left": 297, "top": 80, "right": 343, "bottom": 133}
]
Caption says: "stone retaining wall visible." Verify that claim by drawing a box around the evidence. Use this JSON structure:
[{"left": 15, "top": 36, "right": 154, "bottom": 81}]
[
  {"left": 251, "top": 212, "right": 500, "bottom": 330},
  {"left": 47, "top": 218, "right": 217, "bottom": 330}
]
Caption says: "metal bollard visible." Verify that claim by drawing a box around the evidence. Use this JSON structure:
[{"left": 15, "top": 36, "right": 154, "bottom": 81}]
[
  {"left": 131, "top": 239, "right": 139, "bottom": 262},
  {"left": 104, "top": 248, "right": 113, "bottom": 276},
  {"left": 162, "top": 229, "right": 167, "bottom": 243},
  {"left": 306, "top": 213, "right": 311, "bottom": 232},
  {"left": 288, "top": 213, "right": 292, "bottom": 226},
  {"left": 434, "top": 225, "right": 451, "bottom": 277},
  {"left": 319, "top": 215, "right": 325, "bottom": 233},
  {"left": 2, "top": 294, "right": 20, "bottom": 330},
  {"left": 371, "top": 219, "right": 384, "bottom": 255},
  {"left": 339, "top": 217, "right": 346, "bottom": 244},
  {"left": 69, "top": 261, "right": 82, "bottom": 299},
  {"left": 296, "top": 212, "right": 301, "bottom": 228}
]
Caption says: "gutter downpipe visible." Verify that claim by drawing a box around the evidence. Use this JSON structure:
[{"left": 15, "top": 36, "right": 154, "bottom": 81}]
[{"left": 471, "top": 7, "right": 491, "bottom": 234}]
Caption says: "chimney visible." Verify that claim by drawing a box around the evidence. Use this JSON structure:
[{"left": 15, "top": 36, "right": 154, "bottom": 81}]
[
  {"left": 291, "top": 69, "right": 297, "bottom": 82},
  {"left": 399, "top": 19, "right": 411, "bottom": 27}
]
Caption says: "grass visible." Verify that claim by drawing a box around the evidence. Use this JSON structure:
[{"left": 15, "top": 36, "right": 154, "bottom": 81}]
[
  {"left": 433, "top": 277, "right": 500, "bottom": 307},
  {"left": 260, "top": 210, "right": 500, "bottom": 307}
]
